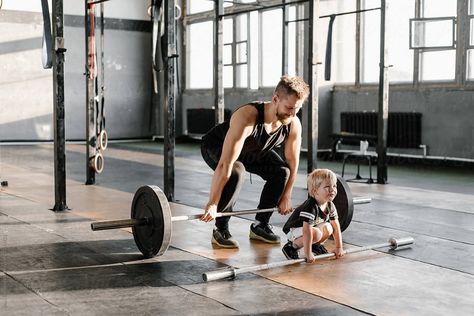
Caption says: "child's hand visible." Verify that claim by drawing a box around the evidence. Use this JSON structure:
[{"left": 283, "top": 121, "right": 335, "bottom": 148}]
[
  {"left": 333, "top": 247, "right": 344, "bottom": 258},
  {"left": 305, "top": 253, "right": 316, "bottom": 263}
]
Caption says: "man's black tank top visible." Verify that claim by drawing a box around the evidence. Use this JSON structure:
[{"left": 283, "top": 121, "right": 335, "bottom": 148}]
[{"left": 201, "top": 102, "right": 291, "bottom": 160}]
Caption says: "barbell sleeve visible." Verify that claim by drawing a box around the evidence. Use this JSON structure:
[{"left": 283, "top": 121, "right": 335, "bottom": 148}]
[
  {"left": 203, "top": 237, "right": 414, "bottom": 282},
  {"left": 353, "top": 197, "right": 371, "bottom": 204},
  {"left": 91, "top": 218, "right": 148, "bottom": 231}
]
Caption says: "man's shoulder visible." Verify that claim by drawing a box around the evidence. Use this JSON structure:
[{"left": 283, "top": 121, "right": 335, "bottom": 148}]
[
  {"left": 290, "top": 115, "right": 302, "bottom": 129},
  {"left": 230, "top": 104, "right": 259, "bottom": 126},
  {"left": 233, "top": 103, "right": 259, "bottom": 116}
]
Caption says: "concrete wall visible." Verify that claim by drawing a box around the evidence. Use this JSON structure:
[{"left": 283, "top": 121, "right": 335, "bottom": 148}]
[
  {"left": 332, "top": 86, "right": 474, "bottom": 159},
  {"left": 0, "top": 0, "right": 153, "bottom": 141}
]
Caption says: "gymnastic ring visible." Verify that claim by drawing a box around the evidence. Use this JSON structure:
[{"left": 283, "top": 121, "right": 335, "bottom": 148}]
[
  {"left": 175, "top": 4, "right": 181, "bottom": 19},
  {"left": 98, "top": 130, "right": 108, "bottom": 151},
  {"left": 92, "top": 152, "right": 104, "bottom": 174}
]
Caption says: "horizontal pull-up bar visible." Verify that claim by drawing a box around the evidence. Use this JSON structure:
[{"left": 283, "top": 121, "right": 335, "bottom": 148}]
[
  {"left": 320, "top": 7, "right": 381, "bottom": 19},
  {"left": 219, "top": 0, "right": 308, "bottom": 18},
  {"left": 88, "top": 0, "right": 111, "bottom": 5},
  {"left": 285, "top": 7, "right": 381, "bottom": 24},
  {"left": 219, "top": 1, "right": 380, "bottom": 19}
]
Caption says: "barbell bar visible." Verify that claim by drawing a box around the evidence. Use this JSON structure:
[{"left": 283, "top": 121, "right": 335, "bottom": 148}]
[
  {"left": 90, "top": 176, "right": 370, "bottom": 258},
  {"left": 203, "top": 236, "right": 414, "bottom": 282},
  {"left": 91, "top": 206, "right": 279, "bottom": 231}
]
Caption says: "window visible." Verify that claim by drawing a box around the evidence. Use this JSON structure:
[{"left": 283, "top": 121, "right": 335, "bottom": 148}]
[
  {"left": 421, "top": 50, "right": 456, "bottom": 80},
  {"left": 261, "top": 9, "right": 282, "bottom": 87},
  {"left": 187, "top": 22, "right": 213, "bottom": 89},
  {"left": 221, "top": 15, "right": 250, "bottom": 88},
  {"left": 224, "top": 18, "right": 234, "bottom": 88},
  {"left": 187, "top": 0, "right": 214, "bottom": 15},
  {"left": 467, "top": 0, "right": 474, "bottom": 80},
  {"left": 387, "top": 0, "right": 414, "bottom": 82},
  {"left": 418, "top": 0, "right": 457, "bottom": 82},
  {"left": 361, "top": 0, "right": 380, "bottom": 83},
  {"left": 235, "top": 14, "right": 248, "bottom": 88},
  {"left": 332, "top": 0, "right": 357, "bottom": 83},
  {"left": 187, "top": 0, "right": 234, "bottom": 15},
  {"left": 422, "top": 0, "right": 457, "bottom": 17},
  {"left": 249, "top": 11, "right": 259, "bottom": 89}
]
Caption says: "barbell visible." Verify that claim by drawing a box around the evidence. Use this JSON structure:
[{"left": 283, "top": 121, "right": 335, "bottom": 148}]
[
  {"left": 90, "top": 176, "right": 371, "bottom": 258},
  {"left": 203, "top": 236, "right": 415, "bottom": 282}
]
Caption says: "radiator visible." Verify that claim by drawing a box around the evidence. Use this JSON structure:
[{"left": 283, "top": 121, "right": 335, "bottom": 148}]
[
  {"left": 187, "top": 108, "right": 231, "bottom": 134},
  {"left": 340, "top": 112, "right": 422, "bottom": 148}
]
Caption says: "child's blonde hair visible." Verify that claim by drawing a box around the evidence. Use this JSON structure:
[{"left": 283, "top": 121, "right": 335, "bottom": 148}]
[{"left": 307, "top": 169, "right": 337, "bottom": 193}]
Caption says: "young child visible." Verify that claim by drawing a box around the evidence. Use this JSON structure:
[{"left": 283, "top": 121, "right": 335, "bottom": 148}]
[{"left": 282, "top": 169, "right": 344, "bottom": 263}]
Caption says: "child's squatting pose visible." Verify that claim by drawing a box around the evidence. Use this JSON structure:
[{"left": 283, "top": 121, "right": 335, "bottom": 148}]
[{"left": 282, "top": 169, "right": 344, "bottom": 262}]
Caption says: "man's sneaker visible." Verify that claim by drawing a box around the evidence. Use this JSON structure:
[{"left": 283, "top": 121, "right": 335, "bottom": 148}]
[
  {"left": 312, "top": 243, "right": 328, "bottom": 255},
  {"left": 249, "top": 223, "right": 280, "bottom": 244},
  {"left": 282, "top": 241, "right": 299, "bottom": 259},
  {"left": 211, "top": 228, "right": 239, "bottom": 248}
]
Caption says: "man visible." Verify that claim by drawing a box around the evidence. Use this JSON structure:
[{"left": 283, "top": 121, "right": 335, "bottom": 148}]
[{"left": 200, "top": 75, "right": 310, "bottom": 248}]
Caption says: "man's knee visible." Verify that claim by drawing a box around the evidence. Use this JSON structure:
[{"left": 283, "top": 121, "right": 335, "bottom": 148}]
[
  {"left": 273, "top": 166, "right": 290, "bottom": 183},
  {"left": 232, "top": 161, "right": 246, "bottom": 177},
  {"left": 230, "top": 161, "right": 246, "bottom": 186}
]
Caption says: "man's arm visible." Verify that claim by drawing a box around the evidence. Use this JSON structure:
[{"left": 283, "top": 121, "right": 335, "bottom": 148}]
[
  {"left": 279, "top": 116, "right": 302, "bottom": 214},
  {"left": 200, "top": 106, "right": 257, "bottom": 222}
]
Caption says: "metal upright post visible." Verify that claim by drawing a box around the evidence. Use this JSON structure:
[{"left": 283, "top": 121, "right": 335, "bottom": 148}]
[
  {"left": 307, "top": 0, "right": 320, "bottom": 173},
  {"left": 282, "top": 0, "right": 289, "bottom": 75},
  {"left": 355, "top": 0, "right": 361, "bottom": 87},
  {"left": 455, "top": 0, "right": 468, "bottom": 86},
  {"left": 164, "top": 0, "right": 177, "bottom": 201},
  {"left": 52, "top": 0, "right": 68, "bottom": 211},
  {"left": 412, "top": 0, "right": 421, "bottom": 86},
  {"left": 85, "top": 0, "right": 96, "bottom": 185},
  {"left": 376, "top": 0, "right": 388, "bottom": 184},
  {"left": 214, "top": 0, "right": 224, "bottom": 125}
]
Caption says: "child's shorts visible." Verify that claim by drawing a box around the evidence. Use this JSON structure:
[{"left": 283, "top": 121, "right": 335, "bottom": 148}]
[{"left": 286, "top": 222, "right": 328, "bottom": 242}]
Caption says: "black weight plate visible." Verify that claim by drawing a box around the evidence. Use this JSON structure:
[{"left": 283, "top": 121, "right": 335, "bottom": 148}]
[
  {"left": 131, "top": 185, "right": 172, "bottom": 258},
  {"left": 333, "top": 176, "right": 354, "bottom": 232}
]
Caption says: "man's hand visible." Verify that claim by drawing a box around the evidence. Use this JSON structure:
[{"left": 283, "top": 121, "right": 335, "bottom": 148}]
[
  {"left": 200, "top": 204, "right": 217, "bottom": 222},
  {"left": 278, "top": 196, "right": 293, "bottom": 215}
]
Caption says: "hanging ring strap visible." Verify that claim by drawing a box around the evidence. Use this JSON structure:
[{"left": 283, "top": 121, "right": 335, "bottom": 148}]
[
  {"left": 41, "top": 0, "right": 53, "bottom": 69},
  {"left": 88, "top": 3, "right": 97, "bottom": 80},
  {"left": 324, "top": 15, "right": 336, "bottom": 81},
  {"left": 99, "top": 2, "right": 106, "bottom": 133}
]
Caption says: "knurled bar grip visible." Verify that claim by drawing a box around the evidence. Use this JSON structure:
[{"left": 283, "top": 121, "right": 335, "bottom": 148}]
[
  {"left": 202, "top": 237, "right": 414, "bottom": 282},
  {"left": 90, "top": 207, "right": 279, "bottom": 231}
]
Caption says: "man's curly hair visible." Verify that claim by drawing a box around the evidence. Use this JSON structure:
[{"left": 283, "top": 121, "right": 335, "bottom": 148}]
[{"left": 274, "top": 75, "right": 310, "bottom": 102}]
